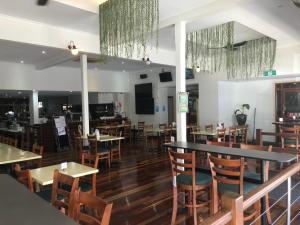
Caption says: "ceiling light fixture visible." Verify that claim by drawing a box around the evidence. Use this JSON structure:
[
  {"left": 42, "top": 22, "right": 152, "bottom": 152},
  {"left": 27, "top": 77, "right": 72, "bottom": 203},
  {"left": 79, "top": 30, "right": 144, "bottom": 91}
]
[
  {"left": 20, "top": 60, "right": 24, "bottom": 64},
  {"left": 68, "top": 41, "right": 79, "bottom": 55},
  {"left": 42, "top": 50, "right": 46, "bottom": 54},
  {"left": 196, "top": 66, "right": 200, "bottom": 73},
  {"left": 142, "top": 58, "right": 151, "bottom": 65}
]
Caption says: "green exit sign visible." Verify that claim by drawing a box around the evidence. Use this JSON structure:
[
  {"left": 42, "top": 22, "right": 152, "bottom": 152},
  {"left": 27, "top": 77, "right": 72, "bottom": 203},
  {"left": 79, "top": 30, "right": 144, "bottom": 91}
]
[{"left": 263, "top": 70, "right": 276, "bottom": 77}]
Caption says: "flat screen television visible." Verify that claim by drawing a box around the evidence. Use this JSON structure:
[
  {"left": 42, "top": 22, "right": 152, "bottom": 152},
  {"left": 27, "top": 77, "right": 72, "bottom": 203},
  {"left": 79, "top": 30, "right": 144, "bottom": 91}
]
[
  {"left": 135, "top": 97, "right": 154, "bottom": 114},
  {"left": 159, "top": 72, "right": 172, "bottom": 82},
  {"left": 135, "top": 83, "right": 153, "bottom": 98},
  {"left": 186, "top": 68, "right": 194, "bottom": 79}
]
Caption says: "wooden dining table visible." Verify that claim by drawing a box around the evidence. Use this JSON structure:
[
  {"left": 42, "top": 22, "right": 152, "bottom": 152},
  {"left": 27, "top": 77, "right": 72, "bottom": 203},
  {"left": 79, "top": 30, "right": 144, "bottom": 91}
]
[
  {"left": 30, "top": 162, "right": 98, "bottom": 186},
  {"left": 0, "top": 143, "right": 41, "bottom": 165},
  {"left": 0, "top": 174, "right": 78, "bottom": 225},
  {"left": 164, "top": 141, "right": 297, "bottom": 225}
]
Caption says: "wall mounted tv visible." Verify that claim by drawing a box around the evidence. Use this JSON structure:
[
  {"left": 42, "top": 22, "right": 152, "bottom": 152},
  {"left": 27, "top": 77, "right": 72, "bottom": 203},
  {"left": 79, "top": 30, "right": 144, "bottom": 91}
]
[
  {"left": 135, "top": 97, "right": 154, "bottom": 114},
  {"left": 135, "top": 83, "right": 153, "bottom": 98},
  {"left": 135, "top": 83, "right": 154, "bottom": 114},
  {"left": 159, "top": 72, "right": 172, "bottom": 82}
]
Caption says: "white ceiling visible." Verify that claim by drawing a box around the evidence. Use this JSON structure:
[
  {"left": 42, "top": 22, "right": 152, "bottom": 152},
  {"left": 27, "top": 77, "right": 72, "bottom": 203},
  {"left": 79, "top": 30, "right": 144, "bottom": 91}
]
[{"left": 0, "top": 0, "right": 299, "bottom": 70}]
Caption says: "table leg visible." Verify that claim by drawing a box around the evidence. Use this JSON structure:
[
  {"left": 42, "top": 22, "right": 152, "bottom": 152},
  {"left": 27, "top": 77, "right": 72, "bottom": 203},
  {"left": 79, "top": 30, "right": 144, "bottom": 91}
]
[{"left": 260, "top": 161, "right": 267, "bottom": 225}]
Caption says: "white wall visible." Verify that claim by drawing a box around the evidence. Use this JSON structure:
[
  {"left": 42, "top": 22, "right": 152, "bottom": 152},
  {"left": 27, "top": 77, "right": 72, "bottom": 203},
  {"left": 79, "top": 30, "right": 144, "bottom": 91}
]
[{"left": 0, "top": 61, "right": 130, "bottom": 93}]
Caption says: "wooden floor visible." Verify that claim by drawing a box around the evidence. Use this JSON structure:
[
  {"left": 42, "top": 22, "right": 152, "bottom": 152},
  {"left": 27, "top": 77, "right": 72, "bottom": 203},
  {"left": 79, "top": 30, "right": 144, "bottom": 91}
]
[{"left": 42, "top": 142, "right": 300, "bottom": 225}]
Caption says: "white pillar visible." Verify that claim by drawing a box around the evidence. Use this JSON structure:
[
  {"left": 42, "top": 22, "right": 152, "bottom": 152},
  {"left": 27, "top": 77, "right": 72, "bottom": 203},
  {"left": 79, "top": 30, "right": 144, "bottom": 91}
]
[
  {"left": 175, "top": 21, "right": 187, "bottom": 143},
  {"left": 29, "top": 90, "right": 39, "bottom": 125},
  {"left": 80, "top": 54, "right": 89, "bottom": 137}
]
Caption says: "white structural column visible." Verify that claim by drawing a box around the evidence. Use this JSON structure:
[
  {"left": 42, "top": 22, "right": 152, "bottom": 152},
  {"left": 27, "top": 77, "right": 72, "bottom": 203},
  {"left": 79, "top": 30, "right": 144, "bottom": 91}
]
[
  {"left": 29, "top": 90, "right": 39, "bottom": 125},
  {"left": 175, "top": 21, "right": 187, "bottom": 144},
  {"left": 80, "top": 54, "right": 90, "bottom": 137}
]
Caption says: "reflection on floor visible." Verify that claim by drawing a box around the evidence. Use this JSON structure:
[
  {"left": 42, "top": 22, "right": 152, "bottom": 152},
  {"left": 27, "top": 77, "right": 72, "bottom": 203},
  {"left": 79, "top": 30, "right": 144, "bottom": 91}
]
[{"left": 42, "top": 143, "right": 300, "bottom": 225}]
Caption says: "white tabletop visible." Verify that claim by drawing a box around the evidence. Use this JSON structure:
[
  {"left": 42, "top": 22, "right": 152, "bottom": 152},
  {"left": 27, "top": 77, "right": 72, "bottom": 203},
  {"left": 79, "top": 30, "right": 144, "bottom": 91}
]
[
  {"left": 97, "top": 135, "right": 124, "bottom": 142},
  {"left": 0, "top": 143, "right": 41, "bottom": 165},
  {"left": 30, "top": 162, "right": 99, "bottom": 186}
]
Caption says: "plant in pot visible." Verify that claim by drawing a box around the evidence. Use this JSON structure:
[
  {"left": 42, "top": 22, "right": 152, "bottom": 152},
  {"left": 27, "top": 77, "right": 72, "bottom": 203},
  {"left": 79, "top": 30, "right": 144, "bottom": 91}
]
[{"left": 234, "top": 104, "right": 250, "bottom": 126}]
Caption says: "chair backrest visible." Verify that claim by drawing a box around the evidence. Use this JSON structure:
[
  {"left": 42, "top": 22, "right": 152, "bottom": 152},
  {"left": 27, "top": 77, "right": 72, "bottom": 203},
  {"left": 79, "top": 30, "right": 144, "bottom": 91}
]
[
  {"left": 217, "top": 128, "right": 226, "bottom": 142},
  {"left": 138, "top": 121, "right": 145, "bottom": 130},
  {"left": 280, "top": 126, "right": 299, "bottom": 149},
  {"left": 205, "top": 124, "right": 213, "bottom": 130},
  {"left": 87, "top": 135, "right": 97, "bottom": 153},
  {"left": 164, "top": 128, "right": 172, "bottom": 143},
  {"left": 69, "top": 189, "right": 113, "bottom": 225},
  {"left": 32, "top": 144, "right": 44, "bottom": 156},
  {"left": 51, "top": 169, "right": 79, "bottom": 214},
  {"left": 191, "top": 126, "right": 201, "bottom": 143},
  {"left": 8, "top": 138, "right": 18, "bottom": 147},
  {"left": 15, "top": 164, "right": 34, "bottom": 192},
  {"left": 208, "top": 154, "right": 244, "bottom": 195},
  {"left": 159, "top": 123, "right": 166, "bottom": 129},
  {"left": 81, "top": 153, "right": 100, "bottom": 195},
  {"left": 168, "top": 149, "right": 196, "bottom": 188},
  {"left": 229, "top": 127, "right": 237, "bottom": 144},
  {"left": 240, "top": 144, "right": 272, "bottom": 179}
]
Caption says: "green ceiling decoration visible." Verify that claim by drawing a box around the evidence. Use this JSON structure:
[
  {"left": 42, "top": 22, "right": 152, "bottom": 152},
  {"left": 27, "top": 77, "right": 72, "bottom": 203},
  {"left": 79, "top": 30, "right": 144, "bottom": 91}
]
[
  {"left": 186, "top": 22, "right": 234, "bottom": 73},
  {"left": 99, "top": 0, "right": 159, "bottom": 58},
  {"left": 186, "top": 21, "right": 277, "bottom": 80},
  {"left": 227, "top": 37, "right": 276, "bottom": 80}
]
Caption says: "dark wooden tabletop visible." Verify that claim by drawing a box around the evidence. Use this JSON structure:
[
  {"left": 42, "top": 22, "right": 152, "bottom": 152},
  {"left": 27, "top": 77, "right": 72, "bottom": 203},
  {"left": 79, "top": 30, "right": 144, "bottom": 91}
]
[
  {"left": 164, "top": 142, "right": 297, "bottom": 163},
  {"left": 0, "top": 174, "right": 78, "bottom": 225}
]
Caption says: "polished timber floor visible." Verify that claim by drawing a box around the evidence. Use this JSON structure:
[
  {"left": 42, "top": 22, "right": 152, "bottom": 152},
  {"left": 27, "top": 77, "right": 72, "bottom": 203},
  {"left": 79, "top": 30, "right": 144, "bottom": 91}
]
[{"left": 42, "top": 142, "right": 300, "bottom": 225}]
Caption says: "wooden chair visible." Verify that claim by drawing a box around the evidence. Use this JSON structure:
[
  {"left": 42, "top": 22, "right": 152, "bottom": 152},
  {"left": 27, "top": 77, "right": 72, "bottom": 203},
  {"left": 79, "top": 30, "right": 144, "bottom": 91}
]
[
  {"left": 206, "top": 141, "right": 232, "bottom": 160},
  {"left": 110, "top": 131, "right": 122, "bottom": 162},
  {"left": 88, "top": 135, "right": 110, "bottom": 168},
  {"left": 81, "top": 153, "right": 100, "bottom": 195},
  {"left": 237, "top": 125, "right": 248, "bottom": 144},
  {"left": 15, "top": 164, "right": 34, "bottom": 192},
  {"left": 144, "top": 124, "right": 154, "bottom": 149},
  {"left": 137, "top": 121, "right": 145, "bottom": 143},
  {"left": 168, "top": 149, "right": 212, "bottom": 225},
  {"left": 281, "top": 126, "right": 299, "bottom": 150},
  {"left": 8, "top": 138, "right": 18, "bottom": 147},
  {"left": 205, "top": 124, "right": 213, "bottom": 130},
  {"left": 240, "top": 144, "right": 273, "bottom": 224},
  {"left": 228, "top": 127, "right": 237, "bottom": 144},
  {"left": 159, "top": 123, "right": 167, "bottom": 129},
  {"left": 31, "top": 143, "right": 44, "bottom": 168},
  {"left": 51, "top": 169, "right": 79, "bottom": 215},
  {"left": 191, "top": 126, "right": 201, "bottom": 143},
  {"left": 123, "top": 123, "right": 132, "bottom": 143},
  {"left": 216, "top": 128, "right": 226, "bottom": 142},
  {"left": 208, "top": 155, "right": 260, "bottom": 224},
  {"left": 69, "top": 189, "right": 113, "bottom": 225}
]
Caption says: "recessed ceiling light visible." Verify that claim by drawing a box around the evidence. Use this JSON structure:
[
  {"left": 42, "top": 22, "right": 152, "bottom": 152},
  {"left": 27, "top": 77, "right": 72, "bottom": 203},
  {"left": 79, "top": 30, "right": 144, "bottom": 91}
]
[
  {"left": 20, "top": 60, "right": 24, "bottom": 64},
  {"left": 122, "top": 70, "right": 126, "bottom": 73},
  {"left": 69, "top": 91, "right": 73, "bottom": 93},
  {"left": 42, "top": 50, "right": 46, "bottom": 54},
  {"left": 122, "top": 61, "right": 125, "bottom": 64},
  {"left": 150, "top": 69, "right": 153, "bottom": 72},
  {"left": 17, "top": 91, "right": 22, "bottom": 95}
]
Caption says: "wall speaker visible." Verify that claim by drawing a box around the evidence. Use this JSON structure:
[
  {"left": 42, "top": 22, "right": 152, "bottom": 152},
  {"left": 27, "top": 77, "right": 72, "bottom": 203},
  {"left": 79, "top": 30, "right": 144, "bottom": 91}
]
[{"left": 140, "top": 74, "right": 148, "bottom": 79}]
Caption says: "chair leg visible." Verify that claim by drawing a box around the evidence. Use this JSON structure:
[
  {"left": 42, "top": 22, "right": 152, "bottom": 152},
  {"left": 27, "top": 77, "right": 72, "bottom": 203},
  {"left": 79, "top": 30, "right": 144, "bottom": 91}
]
[
  {"left": 253, "top": 201, "right": 261, "bottom": 225},
  {"left": 171, "top": 188, "right": 178, "bottom": 225},
  {"left": 265, "top": 194, "right": 272, "bottom": 225},
  {"left": 193, "top": 190, "right": 197, "bottom": 225}
]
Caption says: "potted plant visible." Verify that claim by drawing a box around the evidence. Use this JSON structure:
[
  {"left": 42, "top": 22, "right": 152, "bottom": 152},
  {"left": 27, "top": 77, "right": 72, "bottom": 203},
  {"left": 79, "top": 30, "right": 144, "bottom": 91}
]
[{"left": 234, "top": 104, "right": 250, "bottom": 125}]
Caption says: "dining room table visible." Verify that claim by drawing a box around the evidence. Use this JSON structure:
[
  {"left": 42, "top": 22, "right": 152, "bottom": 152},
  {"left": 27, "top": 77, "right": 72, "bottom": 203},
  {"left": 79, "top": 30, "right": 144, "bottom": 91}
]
[
  {"left": 0, "top": 174, "right": 78, "bottom": 225},
  {"left": 0, "top": 143, "right": 41, "bottom": 165},
  {"left": 164, "top": 141, "right": 297, "bottom": 225},
  {"left": 30, "top": 162, "right": 99, "bottom": 186}
]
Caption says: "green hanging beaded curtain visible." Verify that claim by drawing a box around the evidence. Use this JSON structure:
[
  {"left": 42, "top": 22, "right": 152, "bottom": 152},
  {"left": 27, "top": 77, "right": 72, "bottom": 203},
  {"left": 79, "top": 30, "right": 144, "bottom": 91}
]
[
  {"left": 99, "top": 0, "right": 159, "bottom": 58},
  {"left": 186, "top": 21, "right": 234, "bottom": 73},
  {"left": 226, "top": 37, "right": 276, "bottom": 80}
]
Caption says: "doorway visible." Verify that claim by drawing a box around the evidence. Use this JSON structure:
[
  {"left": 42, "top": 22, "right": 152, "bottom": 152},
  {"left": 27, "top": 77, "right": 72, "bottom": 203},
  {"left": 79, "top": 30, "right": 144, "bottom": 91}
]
[{"left": 168, "top": 96, "right": 175, "bottom": 123}]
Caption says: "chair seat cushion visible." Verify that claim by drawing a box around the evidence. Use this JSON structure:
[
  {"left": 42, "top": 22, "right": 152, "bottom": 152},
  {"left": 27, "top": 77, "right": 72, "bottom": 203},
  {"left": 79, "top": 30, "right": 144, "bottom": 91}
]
[
  {"left": 244, "top": 171, "right": 261, "bottom": 181},
  {"left": 177, "top": 172, "right": 211, "bottom": 186},
  {"left": 79, "top": 181, "right": 92, "bottom": 192},
  {"left": 36, "top": 188, "right": 52, "bottom": 202},
  {"left": 218, "top": 181, "right": 258, "bottom": 195}
]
